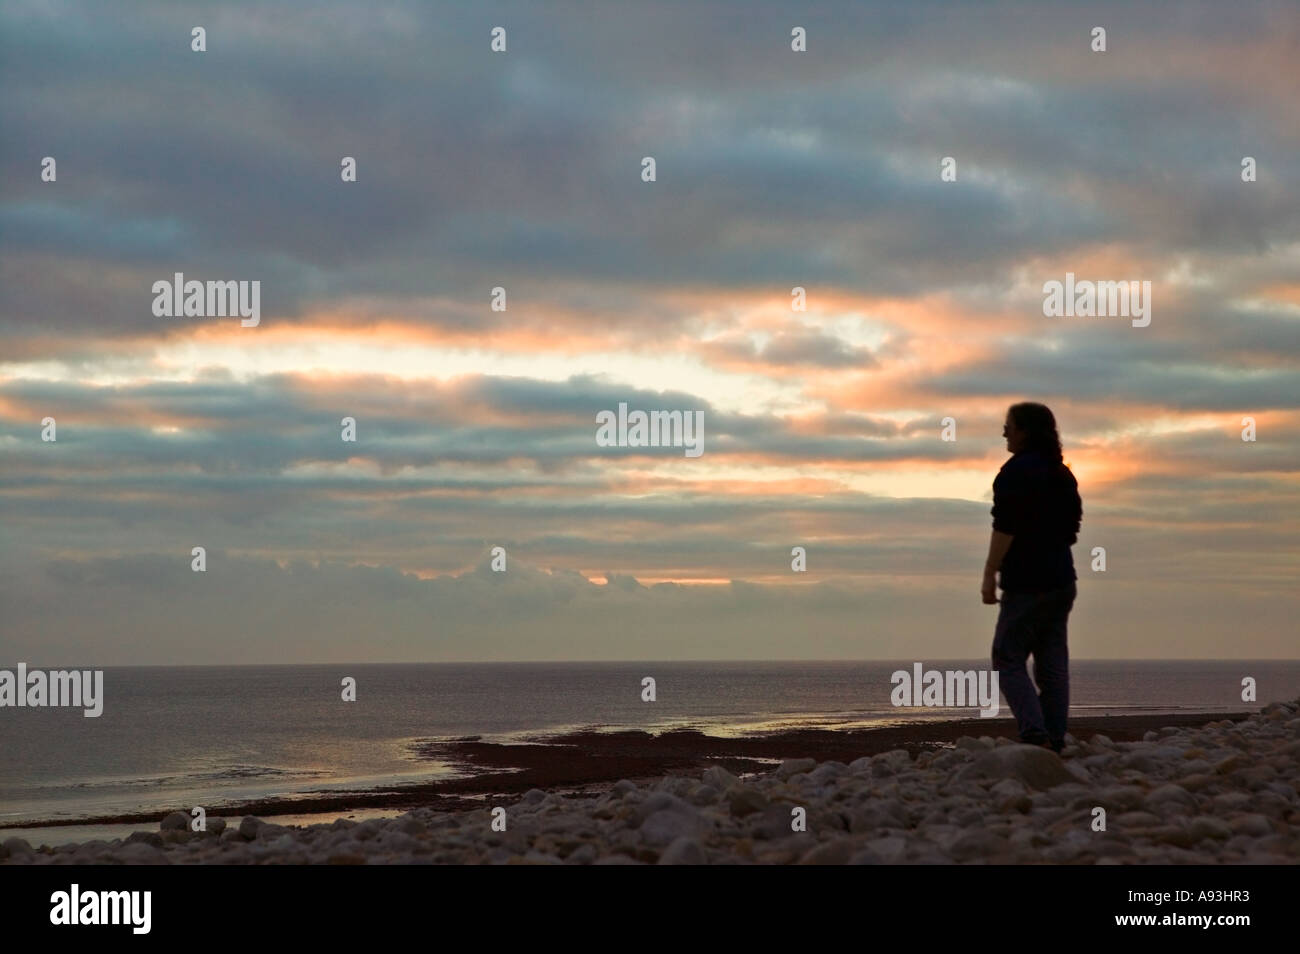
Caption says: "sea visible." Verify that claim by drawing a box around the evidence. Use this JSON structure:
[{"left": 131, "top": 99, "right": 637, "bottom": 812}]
[{"left": 3, "top": 659, "right": 1298, "bottom": 846}]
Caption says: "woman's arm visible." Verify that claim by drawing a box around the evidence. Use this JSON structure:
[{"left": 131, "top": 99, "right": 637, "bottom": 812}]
[
  {"left": 981, "top": 530, "right": 1015, "bottom": 603},
  {"left": 985, "top": 529, "right": 1014, "bottom": 573}
]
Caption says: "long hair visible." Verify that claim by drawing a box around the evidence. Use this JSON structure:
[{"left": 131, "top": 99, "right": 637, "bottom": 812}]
[{"left": 1008, "top": 401, "right": 1064, "bottom": 463}]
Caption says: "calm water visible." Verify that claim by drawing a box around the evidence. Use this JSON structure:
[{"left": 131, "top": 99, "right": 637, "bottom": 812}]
[{"left": 2, "top": 660, "right": 1297, "bottom": 830}]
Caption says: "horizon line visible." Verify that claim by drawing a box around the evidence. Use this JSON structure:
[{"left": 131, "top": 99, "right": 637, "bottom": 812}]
[{"left": 5, "top": 657, "right": 1298, "bottom": 668}]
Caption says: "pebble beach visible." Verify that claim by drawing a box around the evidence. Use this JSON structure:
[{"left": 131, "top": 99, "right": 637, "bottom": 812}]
[{"left": 4, "top": 699, "right": 1297, "bottom": 865}]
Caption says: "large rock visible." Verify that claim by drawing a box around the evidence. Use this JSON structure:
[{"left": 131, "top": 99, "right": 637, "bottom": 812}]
[
  {"left": 728, "top": 787, "right": 770, "bottom": 817},
  {"left": 797, "top": 838, "right": 855, "bottom": 865},
  {"left": 1064, "top": 761, "right": 1094, "bottom": 784},
  {"left": 776, "top": 758, "right": 816, "bottom": 780},
  {"left": 567, "top": 843, "right": 598, "bottom": 865},
  {"left": 1118, "top": 752, "right": 1162, "bottom": 773},
  {"left": 807, "top": 762, "right": 847, "bottom": 785},
  {"left": 748, "top": 803, "right": 802, "bottom": 840},
  {"left": 635, "top": 791, "right": 694, "bottom": 824},
  {"left": 850, "top": 835, "right": 907, "bottom": 864},
  {"left": 394, "top": 814, "right": 426, "bottom": 836},
  {"left": 261, "top": 833, "right": 301, "bottom": 854},
  {"left": 928, "top": 750, "right": 970, "bottom": 772},
  {"left": 641, "top": 808, "right": 702, "bottom": 847},
  {"left": 1081, "top": 753, "right": 1118, "bottom": 772},
  {"left": 125, "top": 830, "right": 163, "bottom": 848},
  {"left": 658, "top": 836, "right": 706, "bottom": 865},
  {"left": 118, "top": 842, "right": 167, "bottom": 864},
  {"left": 160, "top": 811, "right": 190, "bottom": 832},
  {"left": 1228, "top": 814, "right": 1272, "bottom": 837},
  {"left": 848, "top": 798, "right": 906, "bottom": 832},
  {"left": 875, "top": 749, "right": 913, "bottom": 768},
  {"left": 1178, "top": 773, "right": 1216, "bottom": 792},
  {"left": 702, "top": 765, "right": 739, "bottom": 791},
  {"left": 990, "top": 778, "right": 1028, "bottom": 799},
  {"left": 1188, "top": 817, "right": 1232, "bottom": 841},
  {"left": 238, "top": 816, "right": 263, "bottom": 840},
  {"left": 686, "top": 783, "right": 721, "bottom": 806},
  {"left": 655, "top": 776, "right": 695, "bottom": 797},
  {"left": 949, "top": 829, "right": 1010, "bottom": 862},
  {"left": 1214, "top": 755, "right": 1247, "bottom": 775},
  {"left": 997, "top": 793, "right": 1033, "bottom": 815},
  {"left": 1, "top": 837, "right": 33, "bottom": 858},
  {"left": 869, "top": 749, "right": 914, "bottom": 778},
  {"left": 1212, "top": 791, "right": 1252, "bottom": 812},
  {"left": 955, "top": 744, "right": 1077, "bottom": 790}
]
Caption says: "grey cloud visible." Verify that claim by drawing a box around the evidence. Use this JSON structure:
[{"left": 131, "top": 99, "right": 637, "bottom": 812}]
[
  {"left": 4, "top": 0, "right": 1297, "bottom": 348},
  {"left": 3, "top": 549, "right": 1295, "bottom": 665}
]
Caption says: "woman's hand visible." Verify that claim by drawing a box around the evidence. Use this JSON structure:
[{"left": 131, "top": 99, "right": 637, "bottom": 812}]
[
  {"left": 981, "top": 569, "right": 999, "bottom": 604},
  {"left": 982, "top": 530, "right": 1013, "bottom": 604}
]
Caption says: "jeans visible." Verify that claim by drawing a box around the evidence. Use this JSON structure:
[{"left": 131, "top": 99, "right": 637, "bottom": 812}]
[{"left": 991, "top": 582, "right": 1077, "bottom": 750}]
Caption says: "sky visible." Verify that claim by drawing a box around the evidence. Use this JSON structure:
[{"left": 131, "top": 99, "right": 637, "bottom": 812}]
[{"left": 1, "top": 0, "right": 1297, "bottom": 664}]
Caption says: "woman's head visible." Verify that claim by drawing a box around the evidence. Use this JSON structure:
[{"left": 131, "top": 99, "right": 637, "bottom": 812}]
[{"left": 1004, "top": 402, "right": 1063, "bottom": 460}]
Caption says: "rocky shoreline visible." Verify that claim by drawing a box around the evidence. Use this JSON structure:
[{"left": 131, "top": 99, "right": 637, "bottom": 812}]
[
  {"left": 4, "top": 700, "right": 1297, "bottom": 864},
  {"left": 1, "top": 709, "right": 1246, "bottom": 832}
]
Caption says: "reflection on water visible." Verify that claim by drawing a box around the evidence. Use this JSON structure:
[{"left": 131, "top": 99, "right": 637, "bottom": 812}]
[{"left": 3, "top": 807, "right": 409, "bottom": 851}]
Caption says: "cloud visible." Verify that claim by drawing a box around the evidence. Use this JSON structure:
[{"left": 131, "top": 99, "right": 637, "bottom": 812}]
[
  {"left": 4, "top": 551, "right": 1297, "bottom": 665},
  {"left": 1, "top": 0, "right": 1296, "bottom": 662}
]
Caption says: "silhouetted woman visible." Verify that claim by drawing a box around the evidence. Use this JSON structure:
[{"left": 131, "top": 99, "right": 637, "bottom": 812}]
[{"left": 982, "top": 402, "right": 1083, "bottom": 753}]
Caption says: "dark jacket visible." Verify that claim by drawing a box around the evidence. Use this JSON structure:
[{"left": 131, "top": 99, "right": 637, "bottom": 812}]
[{"left": 991, "top": 450, "right": 1082, "bottom": 592}]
